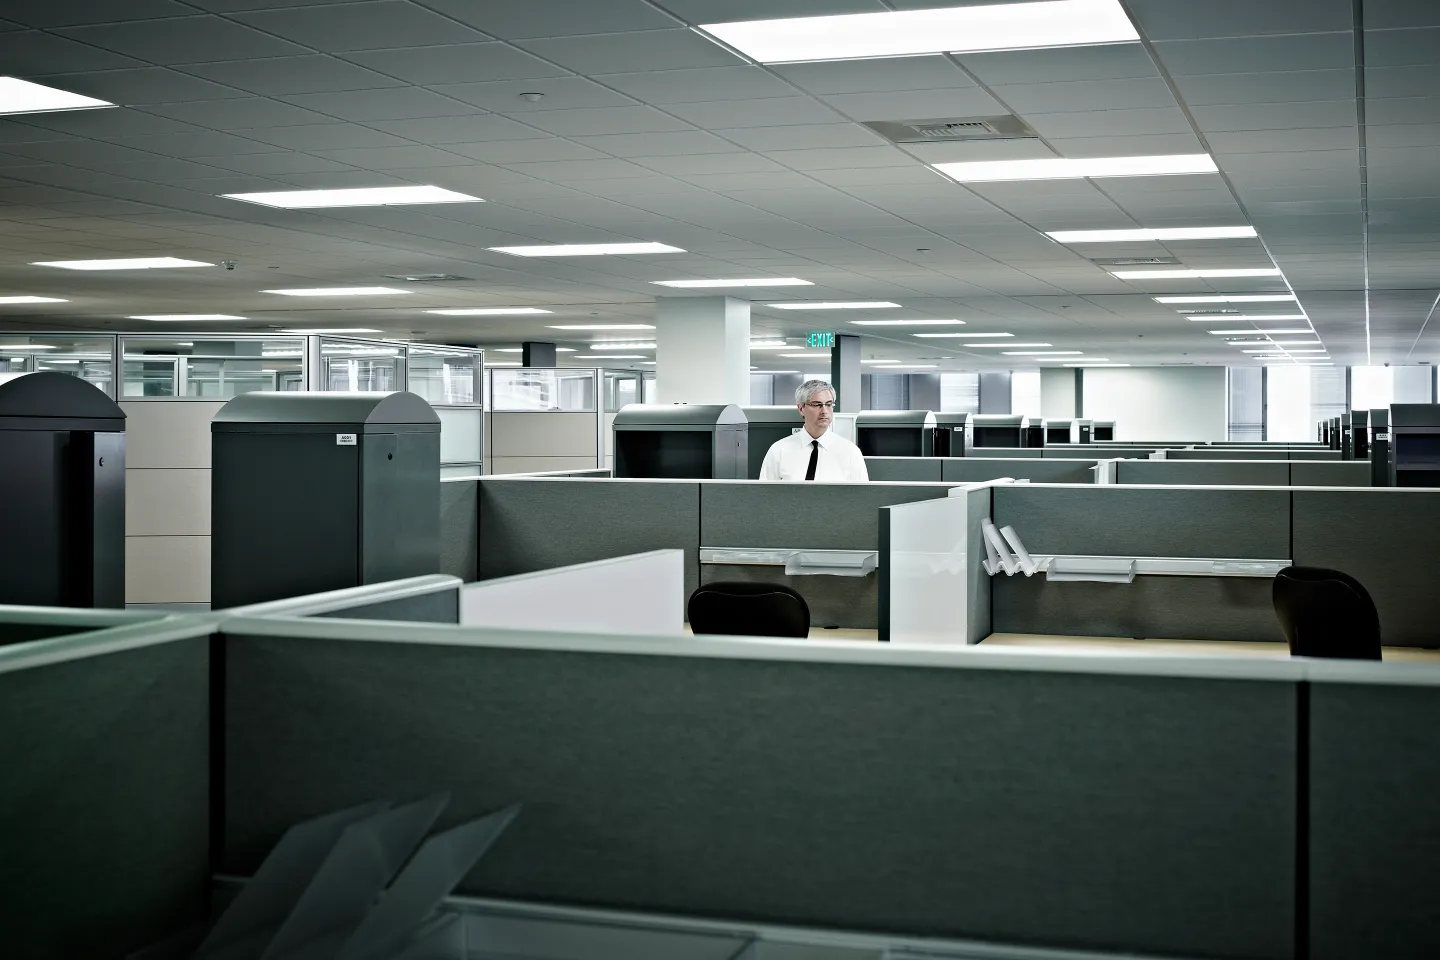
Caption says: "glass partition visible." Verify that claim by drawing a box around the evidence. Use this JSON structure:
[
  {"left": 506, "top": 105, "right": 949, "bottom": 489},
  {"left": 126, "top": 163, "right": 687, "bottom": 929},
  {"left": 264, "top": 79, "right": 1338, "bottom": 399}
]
[
  {"left": 119, "top": 335, "right": 303, "bottom": 398},
  {"left": 317, "top": 337, "right": 405, "bottom": 392},
  {"left": 488, "top": 367, "right": 597, "bottom": 411},
  {"left": 603, "top": 369, "right": 643, "bottom": 412},
  {"left": 0, "top": 334, "right": 117, "bottom": 397},
  {"left": 406, "top": 344, "right": 481, "bottom": 405}
]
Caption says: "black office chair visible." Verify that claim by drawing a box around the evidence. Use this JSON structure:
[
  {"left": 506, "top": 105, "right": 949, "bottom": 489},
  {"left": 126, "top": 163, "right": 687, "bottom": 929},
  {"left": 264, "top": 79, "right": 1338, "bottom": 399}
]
[
  {"left": 687, "top": 582, "right": 810, "bottom": 638},
  {"left": 1272, "top": 566, "right": 1382, "bottom": 660}
]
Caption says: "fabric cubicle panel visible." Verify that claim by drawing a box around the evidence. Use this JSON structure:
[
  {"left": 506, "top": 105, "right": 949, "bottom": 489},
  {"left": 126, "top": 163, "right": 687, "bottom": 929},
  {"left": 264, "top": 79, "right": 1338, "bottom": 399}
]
[
  {"left": 1289, "top": 461, "right": 1370, "bottom": 486},
  {"left": 990, "top": 485, "right": 1291, "bottom": 641},
  {"left": 942, "top": 457, "right": 1098, "bottom": 484},
  {"left": 863, "top": 456, "right": 943, "bottom": 482},
  {"left": 1115, "top": 460, "right": 1291, "bottom": 486},
  {"left": 1292, "top": 490, "right": 1440, "bottom": 647},
  {"left": 1168, "top": 449, "right": 1341, "bottom": 461},
  {"left": 1043, "top": 444, "right": 1155, "bottom": 459},
  {"left": 0, "top": 637, "right": 210, "bottom": 958},
  {"left": 963, "top": 446, "right": 1041, "bottom": 458},
  {"left": 1308, "top": 679, "right": 1440, "bottom": 960},
  {"left": 699, "top": 482, "right": 954, "bottom": 629},
  {"left": 314, "top": 590, "right": 459, "bottom": 624},
  {"left": 479, "top": 478, "right": 702, "bottom": 600},
  {"left": 440, "top": 477, "right": 479, "bottom": 583},
  {"left": 220, "top": 631, "right": 1298, "bottom": 960}
]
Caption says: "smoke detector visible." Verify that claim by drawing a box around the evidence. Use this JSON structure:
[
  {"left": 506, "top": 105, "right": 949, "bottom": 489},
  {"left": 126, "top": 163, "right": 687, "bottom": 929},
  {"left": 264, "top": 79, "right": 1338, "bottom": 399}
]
[{"left": 864, "top": 114, "right": 1037, "bottom": 144}]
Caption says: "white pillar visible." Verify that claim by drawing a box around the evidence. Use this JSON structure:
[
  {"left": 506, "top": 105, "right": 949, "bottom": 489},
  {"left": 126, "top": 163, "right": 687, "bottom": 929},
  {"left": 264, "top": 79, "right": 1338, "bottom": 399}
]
[{"left": 654, "top": 296, "right": 750, "bottom": 405}]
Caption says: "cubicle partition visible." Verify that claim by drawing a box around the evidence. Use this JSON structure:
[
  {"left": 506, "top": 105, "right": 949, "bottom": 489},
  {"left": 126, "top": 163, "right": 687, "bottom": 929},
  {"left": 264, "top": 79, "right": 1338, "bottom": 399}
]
[
  {"left": 1165, "top": 448, "right": 1342, "bottom": 461},
  {"left": 0, "top": 604, "right": 163, "bottom": 647},
  {"left": 865, "top": 456, "right": 1101, "bottom": 484},
  {"left": 1114, "top": 460, "right": 1372, "bottom": 487}
]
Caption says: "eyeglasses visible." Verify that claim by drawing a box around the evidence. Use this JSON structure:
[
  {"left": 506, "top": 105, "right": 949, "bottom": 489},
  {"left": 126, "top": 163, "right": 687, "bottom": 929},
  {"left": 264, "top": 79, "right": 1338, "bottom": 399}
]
[{"left": 804, "top": 400, "right": 835, "bottom": 410}]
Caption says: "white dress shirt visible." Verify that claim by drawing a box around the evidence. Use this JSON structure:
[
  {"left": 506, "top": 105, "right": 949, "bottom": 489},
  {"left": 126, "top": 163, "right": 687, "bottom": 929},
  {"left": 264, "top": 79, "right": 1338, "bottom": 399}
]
[{"left": 759, "top": 427, "right": 870, "bottom": 482}]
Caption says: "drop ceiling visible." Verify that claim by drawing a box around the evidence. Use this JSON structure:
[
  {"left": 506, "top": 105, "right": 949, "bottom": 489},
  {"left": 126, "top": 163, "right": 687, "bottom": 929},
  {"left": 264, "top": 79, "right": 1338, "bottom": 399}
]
[{"left": 0, "top": 0, "right": 1434, "bottom": 370}]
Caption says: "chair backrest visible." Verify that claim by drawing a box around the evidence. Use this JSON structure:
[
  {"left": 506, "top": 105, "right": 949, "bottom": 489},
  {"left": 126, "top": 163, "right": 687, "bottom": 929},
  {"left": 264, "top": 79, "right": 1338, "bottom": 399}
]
[
  {"left": 1272, "top": 566, "right": 1382, "bottom": 660},
  {"left": 688, "top": 582, "right": 811, "bottom": 638}
]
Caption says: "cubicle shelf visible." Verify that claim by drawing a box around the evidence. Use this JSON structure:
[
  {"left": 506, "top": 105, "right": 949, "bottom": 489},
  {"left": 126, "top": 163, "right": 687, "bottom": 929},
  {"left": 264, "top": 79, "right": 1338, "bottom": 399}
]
[
  {"left": 1030, "top": 555, "right": 1291, "bottom": 581},
  {"left": 700, "top": 547, "right": 879, "bottom": 576}
]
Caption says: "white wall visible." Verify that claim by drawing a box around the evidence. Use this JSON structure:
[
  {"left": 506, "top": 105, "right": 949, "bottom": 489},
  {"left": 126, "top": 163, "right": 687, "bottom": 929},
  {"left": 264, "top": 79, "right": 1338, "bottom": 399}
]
[
  {"left": 1082, "top": 367, "right": 1227, "bottom": 442},
  {"left": 1040, "top": 368, "right": 1076, "bottom": 419}
]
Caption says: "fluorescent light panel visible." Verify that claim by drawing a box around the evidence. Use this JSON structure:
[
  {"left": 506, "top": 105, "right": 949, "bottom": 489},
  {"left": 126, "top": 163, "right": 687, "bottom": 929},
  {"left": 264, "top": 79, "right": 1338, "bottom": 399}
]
[
  {"left": 489, "top": 242, "right": 683, "bottom": 256},
  {"left": 882, "top": 364, "right": 938, "bottom": 368},
  {"left": 0, "top": 296, "right": 67, "bottom": 304},
  {"left": 913, "top": 332, "right": 1013, "bottom": 338},
  {"left": 426, "top": 307, "right": 551, "bottom": 316},
  {"left": 862, "top": 359, "right": 901, "bottom": 364},
  {"left": 0, "top": 344, "right": 57, "bottom": 350},
  {"left": 494, "top": 347, "right": 576, "bottom": 353},
  {"left": 697, "top": 0, "right": 1138, "bottom": 63},
  {"left": 129, "top": 314, "right": 246, "bottom": 321},
  {"left": 1051, "top": 226, "right": 1256, "bottom": 243},
  {"left": 588, "top": 342, "right": 655, "bottom": 350},
  {"left": 548, "top": 324, "right": 654, "bottom": 331},
  {"left": 1187, "top": 314, "right": 1307, "bottom": 321},
  {"left": 1157, "top": 294, "right": 1297, "bottom": 303},
  {"left": 1065, "top": 362, "right": 1129, "bottom": 367},
  {"left": 486, "top": 361, "right": 521, "bottom": 366},
  {"left": 264, "top": 287, "right": 408, "bottom": 297},
  {"left": 652, "top": 278, "right": 810, "bottom": 287},
  {"left": 34, "top": 257, "right": 212, "bottom": 270},
  {"left": 970, "top": 342, "right": 1052, "bottom": 348},
  {"left": 1208, "top": 328, "right": 1312, "bottom": 335},
  {"left": 849, "top": 318, "right": 963, "bottom": 326},
  {"left": 767, "top": 301, "right": 900, "bottom": 310},
  {"left": 1004, "top": 350, "right": 1082, "bottom": 355},
  {"left": 1112, "top": 268, "right": 1283, "bottom": 279},
  {"left": 1042, "top": 357, "right": 1108, "bottom": 362},
  {"left": 935, "top": 154, "right": 1215, "bottom": 182},
  {"left": 575, "top": 354, "right": 646, "bottom": 359},
  {"left": 0, "top": 77, "right": 113, "bottom": 116},
  {"left": 223, "top": 186, "right": 482, "bottom": 208}
]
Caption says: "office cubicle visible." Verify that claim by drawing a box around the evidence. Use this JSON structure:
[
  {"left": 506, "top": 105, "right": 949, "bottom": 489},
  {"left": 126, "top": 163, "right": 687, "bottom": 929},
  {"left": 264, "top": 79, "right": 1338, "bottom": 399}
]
[
  {"left": 1113, "top": 460, "right": 1372, "bottom": 487},
  {"left": 864, "top": 455, "right": 1102, "bottom": 484}
]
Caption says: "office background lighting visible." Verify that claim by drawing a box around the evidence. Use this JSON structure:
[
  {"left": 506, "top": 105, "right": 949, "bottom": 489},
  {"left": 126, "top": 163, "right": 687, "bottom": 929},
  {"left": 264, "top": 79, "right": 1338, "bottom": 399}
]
[
  {"left": 1157, "top": 294, "right": 1297, "bottom": 303},
  {"left": 767, "top": 301, "right": 900, "bottom": 310},
  {"left": 223, "top": 186, "right": 483, "bottom": 208},
  {"left": 548, "top": 324, "right": 655, "bottom": 331},
  {"left": 0, "top": 296, "right": 67, "bottom": 304},
  {"left": 35, "top": 257, "right": 212, "bottom": 270},
  {"left": 0, "top": 77, "right": 114, "bottom": 115},
  {"left": 129, "top": 314, "right": 246, "bottom": 321},
  {"left": 278, "top": 327, "right": 382, "bottom": 334},
  {"left": 934, "top": 155, "right": 1216, "bottom": 182},
  {"left": 489, "top": 243, "right": 684, "bottom": 256},
  {"left": 426, "top": 307, "right": 552, "bottom": 316},
  {"left": 652, "top": 278, "right": 811, "bottom": 287},
  {"left": 1050, "top": 226, "right": 1256, "bottom": 243},
  {"left": 913, "top": 332, "right": 1014, "bottom": 338},
  {"left": 1112, "top": 268, "right": 1283, "bottom": 279},
  {"left": 264, "top": 287, "right": 408, "bottom": 297},
  {"left": 971, "top": 342, "right": 1052, "bottom": 348},
  {"left": 1186, "top": 314, "right": 1307, "bottom": 322},
  {"left": 849, "top": 319, "right": 964, "bottom": 326}
]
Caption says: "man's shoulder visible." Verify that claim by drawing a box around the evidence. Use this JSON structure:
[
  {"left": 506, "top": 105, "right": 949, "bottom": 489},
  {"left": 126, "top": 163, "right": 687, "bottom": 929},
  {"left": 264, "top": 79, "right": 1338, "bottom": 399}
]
[{"left": 826, "top": 431, "right": 862, "bottom": 453}]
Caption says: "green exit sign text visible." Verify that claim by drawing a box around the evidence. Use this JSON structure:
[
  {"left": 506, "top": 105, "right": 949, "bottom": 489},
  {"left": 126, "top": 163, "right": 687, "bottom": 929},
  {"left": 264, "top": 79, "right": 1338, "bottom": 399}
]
[{"left": 806, "top": 331, "right": 836, "bottom": 348}]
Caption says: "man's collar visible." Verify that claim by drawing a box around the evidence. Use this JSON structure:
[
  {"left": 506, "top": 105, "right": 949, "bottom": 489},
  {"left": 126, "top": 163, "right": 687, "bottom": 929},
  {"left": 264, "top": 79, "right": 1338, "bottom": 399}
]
[{"left": 805, "top": 427, "right": 833, "bottom": 446}]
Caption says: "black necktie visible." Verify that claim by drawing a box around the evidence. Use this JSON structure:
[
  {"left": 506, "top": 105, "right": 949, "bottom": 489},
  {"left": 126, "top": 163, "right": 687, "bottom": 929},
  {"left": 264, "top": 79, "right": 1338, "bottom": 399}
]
[{"left": 804, "top": 439, "right": 819, "bottom": 480}]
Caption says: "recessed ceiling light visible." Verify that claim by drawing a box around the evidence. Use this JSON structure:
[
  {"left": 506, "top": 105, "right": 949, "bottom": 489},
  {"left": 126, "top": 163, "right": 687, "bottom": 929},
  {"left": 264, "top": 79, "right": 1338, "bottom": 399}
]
[
  {"left": 575, "top": 354, "right": 647, "bottom": 360},
  {"left": 1156, "top": 294, "right": 1297, "bottom": 303},
  {"left": 548, "top": 324, "right": 655, "bottom": 331},
  {"left": 749, "top": 340, "right": 788, "bottom": 348},
  {"left": 34, "top": 257, "right": 213, "bottom": 270},
  {"left": 0, "top": 344, "right": 57, "bottom": 350},
  {"left": 494, "top": 347, "right": 577, "bottom": 353},
  {"left": 589, "top": 342, "right": 656, "bottom": 350},
  {"left": 1255, "top": 328, "right": 1315, "bottom": 335},
  {"left": 913, "top": 332, "right": 1014, "bottom": 338},
  {"left": 222, "top": 186, "right": 483, "bottom": 208},
  {"left": 1285, "top": 349, "right": 1329, "bottom": 354},
  {"left": 0, "top": 296, "right": 67, "bottom": 304},
  {"left": 1065, "top": 362, "right": 1129, "bottom": 367},
  {"left": 652, "top": 278, "right": 811, "bottom": 287},
  {"left": 486, "top": 361, "right": 522, "bottom": 367},
  {"left": 425, "top": 307, "right": 553, "bottom": 316},
  {"left": 128, "top": 314, "right": 247, "bottom": 321},
  {"left": 1051, "top": 226, "right": 1257, "bottom": 243},
  {"left": 1242, "top": 349, "right": 1287, "bottom": 354},
  {"left": 755, "top": 369, "right": 802, "bottom": 374},
  {"left": 849, "top": 318, "right": 964, "bottom": 326},
  {"left": 1042, "top": 357, "right": 1109, "bottom": 362},
  {"left": 489, "top": 243, "right": 684, "bottom": 256},
  {"left": 879, "top": 363, "right": 939, "bottom": 368},
  {"left": 1268, "top": 340, "right": 1323, "bottom": 346},
  {"left": 1112, "top": 268, "right": 1282, "bottom": 279},
  {"left": 935, "top": 154, "right": 1216, "bottom": 183},
  {"left": 862, "top": 359, "right": 901, "bottom": 364},
  {"left": 1186, "top": 314, "right": 1307, "bottom": 321},
  {"left": 1003, "top": 350, "right": 1083, "bottom": 355},
  {"left": 969, "top": 342, "right": 1052, "bottom": 348},
  {"left": 780, "top": 352, "right": 829, "bottom": 358},
  {"left": 0, "top": 77, "right": 114, "bottom": 116},
  {"left": 767, "top": 301, "right": 901, "bottom": 310},
  {"left": 697, "top": 0, "right": 1138, "bottom": 64},
  {"left": 278, "top": 328, "right": 382, "bottom": 334},
  {"left": 265, "top": 287, "right": 408, "bottom": 297},
  {"left": 1208, "top": 328, "right": 1312, "bottom": 335}
]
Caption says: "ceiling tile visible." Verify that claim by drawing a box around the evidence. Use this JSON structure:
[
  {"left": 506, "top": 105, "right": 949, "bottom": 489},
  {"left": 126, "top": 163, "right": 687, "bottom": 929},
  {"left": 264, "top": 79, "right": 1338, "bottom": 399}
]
[
  {"left": 345, "top": 43, "right": 569, "bottom": 85},
  {"left": 663, "top": 97, "right": 845, "bottom": 129},
  {"left": 570, "top": 130, "right": 743, "bottom": 157},
  {"left": 182, "top": 56, "right": 407, "bottom": 96},
  {"left": 241, "top": 123, "right": 413, "bottom": 151},
  {"left": 234, "top": 2, "right": 489, "bottom": 52},
  {"left": 715, "top": 123, "right": 887, "bottom": 151},
  {"left": 1127, "top": 0, "right": 1353, "bottom": 41},
  {"left": 817, "top": 88, "right": 1006, "bottom": 121},
  {"left": 1171, "top": 70, "right": 1357, "bottom": 106},
  {"left": 145, "top": 97, "right": 336, "bottom": 129},
  {"left": 109, "top": 130, "right": 285, "bottom": 158},
  {"left": 899, "top": 139, "right": 1057, "bottom": 164},
  {"left": 1366, "top": 96, "right": 1440, "bottom": 124},
  {"left": 15, "top": 108, "right": 203, "bottom": 139},
  {"left": 430, "top": 77, "right": 637, "bottom": 112},
  {"left": 1190, "top": 100, "right": 1358, "bottom": 131},
  {"left": 1207, "top": 127, "right": 1360, "bottom": 152},
  {"left": 660, "top": 1, "right": 884, "bottom": 20},
  {"left": 989, "top": 78, "right": 1178, "bottom": 114},
  {"left": 58, "top": 16, "right": 310, "bottom": 64},
  {"left": 35, "top": 67, "right": 249, "bottom": 105},
  {"left": 366, "top": 114, "right": 549, "bottom": 144},
  {"left": 519, "top": 106, "right": 695, "bottom": 136},
  {"left": 1152, "top": 33, "right": 1354, "bottom": 76},
  {"left": 598, "top": 66, "right": 794, "bottom": 104},
  {"left": 280, "top": 87, "right": 477, "bottom": 122},
  {"left": 308, "top": 145, "right": 475, "bottom": 169},
  {"left": 773, "top": 56, "right": 976, "bottom": 95},
  {"left": 0, "top": 0, "right": 193, "bottom": 28},
  {"left": 197, "top": 152, "right": 358, "bottom": 176},
  {"left": 630, "top": 152, "right": 787, "bottom": 176},
  {"left": 519, "top": 29, "right": 742, "bottom": 74},
  {"left": 0, "top": 30, "right": 146, "bottom": 75},
  {"left": 763, "top": 145, "right": 913, "bottom": 171},
  {"left": 445, "top": 138, "right": 609, "bottom": 164},
  {"left": 1365, "top": 0, "right": 1440, "bottom": 29},
  {"left": 959, "top": 44, "right": 1160, "bottom": 85},
  {"left": 418, "top": 0, "right": 677, "bottom": 39},
  {"left": 1023, "top": 107, "right": 1194, "bottom": 139}
]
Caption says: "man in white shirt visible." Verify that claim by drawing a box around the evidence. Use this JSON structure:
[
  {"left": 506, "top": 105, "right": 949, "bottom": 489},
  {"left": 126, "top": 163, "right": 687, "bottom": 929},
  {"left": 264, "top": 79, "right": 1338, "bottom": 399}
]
[{"left": 759, "top": 379, "right": 869, "bottom": 482}]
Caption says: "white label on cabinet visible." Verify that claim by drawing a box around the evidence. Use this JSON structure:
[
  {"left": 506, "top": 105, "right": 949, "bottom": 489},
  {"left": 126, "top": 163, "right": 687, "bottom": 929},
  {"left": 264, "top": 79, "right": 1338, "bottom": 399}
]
[{"left": 336, "top": 433, "right": 357, "bottom": 446}]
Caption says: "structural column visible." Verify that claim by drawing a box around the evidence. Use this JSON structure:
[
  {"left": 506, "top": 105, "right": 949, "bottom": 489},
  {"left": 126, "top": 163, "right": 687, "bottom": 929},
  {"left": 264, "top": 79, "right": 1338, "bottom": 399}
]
[
  {"left": 654, "top": 296, "right": 750, "bottom": 405},
  {"left": 979, "top": 372, "right": 1012, "bottom": 414},
  {"left": 831, "top": 334, "right": 861, "bottom": 412},
  {"left": 521, "top": 341, "right": 556, "bottom": 367}
]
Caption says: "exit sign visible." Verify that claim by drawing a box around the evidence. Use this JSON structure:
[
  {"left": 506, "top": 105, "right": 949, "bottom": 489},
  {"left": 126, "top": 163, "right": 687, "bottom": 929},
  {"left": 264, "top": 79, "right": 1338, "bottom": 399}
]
[{"left": 806, "top": 330, "right": 836, "bottom": 348}]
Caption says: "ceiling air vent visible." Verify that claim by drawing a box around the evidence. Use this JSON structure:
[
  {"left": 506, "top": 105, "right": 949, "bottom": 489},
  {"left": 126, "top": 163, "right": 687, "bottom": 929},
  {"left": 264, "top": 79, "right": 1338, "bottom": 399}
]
[
  {"left": 864, "top": 114, "right": 1037, "bottom": 143},
  {"left": 1090, "top": 256, "right": 1181, "bottom": 266},
  {"left": 384, "top": 273, "right": 472, "bottom": 282},
  {"left": 1182, "top": 308, "right": 1241, "bottom": 315}
]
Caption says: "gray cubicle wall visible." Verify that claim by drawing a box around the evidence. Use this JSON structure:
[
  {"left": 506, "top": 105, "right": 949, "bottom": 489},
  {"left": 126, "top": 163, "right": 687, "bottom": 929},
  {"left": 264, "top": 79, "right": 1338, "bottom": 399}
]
[
  {"left": 0, "top": 620, "right": 212, "bottom": 959},
  {"left": 865, "top": 456, "right": 1100, "bottom": 484},
  {"left": 479, "top": 477, "right": 703, "bottom": 600},
  {"left": 990, "top": 485, "right": 1291, "bottom": 641},
  {"left": 960, "top": 446, "right": 1041, "bottom": 458},
  {"left": 441, "top": 477, "right": 479, "bottom": 583},
  {"left": 1308, "top": 674, "right": 1440, "bottom": 959},
  {"left": 1114, "top": 460, "right": 1372, "bottom": 487},
  {"left": 699, "top": 482, "right": 956, "bottom": 627},
  {"left": 0, "top": 605, "right": 163, "bottom": 647},
  {"left": 1167, "top": 449, "right": 1341, "bottom": 461},
  {"left": 1043, "top": 444, "right": 1157, "bottom": 459},
  {"left": 219, "top": 622, "right": 1299, "bottom": 960},
  {"left": 1293, "top": 489, "right": 1440, "bottom": 646}
]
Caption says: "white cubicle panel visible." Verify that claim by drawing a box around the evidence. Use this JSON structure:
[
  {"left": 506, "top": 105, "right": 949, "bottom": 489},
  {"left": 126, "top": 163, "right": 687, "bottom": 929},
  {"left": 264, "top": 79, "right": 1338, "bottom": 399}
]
[
  {"left": 882, "top": 483, "right": 996, "bottom": 645},
  {"left": 460, "top": 549, "right": 684, "bottom": 636}
]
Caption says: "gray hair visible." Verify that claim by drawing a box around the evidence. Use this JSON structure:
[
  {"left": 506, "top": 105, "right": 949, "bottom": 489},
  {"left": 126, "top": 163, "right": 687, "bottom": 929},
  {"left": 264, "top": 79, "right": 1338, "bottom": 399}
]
[{"left": 794, "top": 379, "right": 835, "bottom": 406}]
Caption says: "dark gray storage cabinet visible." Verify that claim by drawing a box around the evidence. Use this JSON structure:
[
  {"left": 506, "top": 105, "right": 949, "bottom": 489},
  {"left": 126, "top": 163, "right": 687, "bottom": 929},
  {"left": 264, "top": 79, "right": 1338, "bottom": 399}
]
[
  {"left": 1093, "top": 420, "right": 1115, "bottom": 441},
  {"left": 613, "top": 404, "right": 747, "bottom": 479},
  {"left": 739, "top": 405, "right": 802, "bottom": 479},
  {"left": 1340, "top": 412, "right": 1354, "bottom": 461},
  {"left": 1350, "top": 409, "right": 1369, "bottom": 462},
  {"left": 1044, "top": 418, "right": 1077, "bottom": 444},
  {"left": 931, "top": 412, "right": 969, "bottom": 457},
  {"left": 211, "top": 392, "right": 441, "bottom": 608},
  {"left": 0, "top": 372, "right": 125, "bottom": 607},
  {"left": 1369, "top": 408, "right": 1392, "bottom": 487},
  {"left": 857, "top": 410, "right": 936, "bottom": 457},
  {"left": 967, "top": 414, "right": 1030, "bottom": 450},
  {"left": 1390, "top": 404, "right": 1440, "bottom": 488}
]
